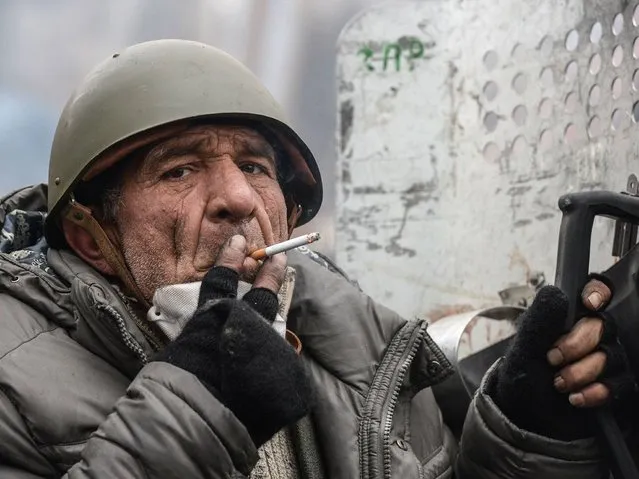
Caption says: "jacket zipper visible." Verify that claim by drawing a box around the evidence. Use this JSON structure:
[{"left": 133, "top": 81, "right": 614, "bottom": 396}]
[
  {"left": 95, "top": 303, "right": 149, "bottom": 364},
  {"left": 382, "top": 322, "right": 426, "bottom": 478},
  {"left": 358, "top": 319, "right": 427, "bottom": 479}
]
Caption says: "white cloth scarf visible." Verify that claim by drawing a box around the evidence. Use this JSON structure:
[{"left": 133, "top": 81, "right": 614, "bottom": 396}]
[
  {"left": 146, "top": 267, "right": 297, "bottom": 340},
  {"left": 146, "top": 267, "right": 300, "bottom": 479}
]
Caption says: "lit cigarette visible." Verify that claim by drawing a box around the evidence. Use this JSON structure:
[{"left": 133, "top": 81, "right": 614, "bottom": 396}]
[{"left": 250, "top": 232, "right": 321, "bottom": 260}]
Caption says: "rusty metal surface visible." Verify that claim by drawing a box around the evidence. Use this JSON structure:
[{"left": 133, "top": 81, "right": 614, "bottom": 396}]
[{"left": 336, "top": 0, "right": 638, "bottom": 320}]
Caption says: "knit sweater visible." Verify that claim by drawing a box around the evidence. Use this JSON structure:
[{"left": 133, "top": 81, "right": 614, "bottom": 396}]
[{"left": 251, "top": 429, "right": 299, "bottom": 478}]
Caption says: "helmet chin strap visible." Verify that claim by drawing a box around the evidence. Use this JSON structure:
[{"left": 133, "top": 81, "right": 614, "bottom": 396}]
[
  {"left": 64, "top": 199, "right": 167, "bottom": 349},
  {"left": 287, "top": 202, "right": 303, "bottom": 236}
]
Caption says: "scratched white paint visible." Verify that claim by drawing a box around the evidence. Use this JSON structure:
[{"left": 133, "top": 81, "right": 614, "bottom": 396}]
[{"left": 336, "top": 0, "right": 639, "bottom": 321}]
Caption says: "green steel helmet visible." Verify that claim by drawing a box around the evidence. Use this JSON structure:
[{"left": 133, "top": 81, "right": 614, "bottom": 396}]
[{"left": 45, "top": 39, "right": 322, "bottom": 247}]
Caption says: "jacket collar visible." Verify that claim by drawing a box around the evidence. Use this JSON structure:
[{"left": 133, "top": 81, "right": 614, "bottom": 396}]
[{"left": 49, "top": 248, "right": 155, "bottom": 378}]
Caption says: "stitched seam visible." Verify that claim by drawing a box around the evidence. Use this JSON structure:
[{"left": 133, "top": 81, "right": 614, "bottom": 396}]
[
  {"left": 39, "top": 438, "right": 90, "bottom": 448},
  {"left": 0, "top": 326, "right": 60, "bottom": 361},
  {"left": 434, "top": 465, "right": 453, "bottom": 479},
  {"left": 402, "top": 392, "right": 412, "bottom": 442},
  {"left": 420, "top": 445, "right": 452, "bottom": 478},
  {"left": 420, "top": 444, "right": 444, "bottom": 467}
]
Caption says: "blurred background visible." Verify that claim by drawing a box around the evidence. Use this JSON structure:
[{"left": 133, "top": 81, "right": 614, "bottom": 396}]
[{"left": 0, "top": 0, "right": 376, "bottom": 255}]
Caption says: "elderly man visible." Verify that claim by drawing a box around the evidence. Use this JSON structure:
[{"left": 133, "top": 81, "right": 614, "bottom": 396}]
[{"left": 0, "top": 39, "right": 634, "bottom": 478}]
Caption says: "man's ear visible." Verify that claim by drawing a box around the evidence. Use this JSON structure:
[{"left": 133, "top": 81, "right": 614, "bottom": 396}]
[{"left": 61, "top": 217, "right": 116, "bottom": 276}]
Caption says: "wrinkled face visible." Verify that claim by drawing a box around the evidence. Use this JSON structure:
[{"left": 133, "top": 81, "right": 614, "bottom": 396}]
[{"left": 111, "top": 124, "right": 289, "bottom": 300}]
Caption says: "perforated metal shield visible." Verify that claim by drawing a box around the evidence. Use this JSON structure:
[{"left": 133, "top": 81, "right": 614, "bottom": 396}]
[{"left": 336, "top": 0, "right": 639, "bottom": 320}]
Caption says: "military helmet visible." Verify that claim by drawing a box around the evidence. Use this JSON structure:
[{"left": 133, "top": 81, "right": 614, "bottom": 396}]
[{"left": 45, "top": 39, "right": 322, "bottom": 247}]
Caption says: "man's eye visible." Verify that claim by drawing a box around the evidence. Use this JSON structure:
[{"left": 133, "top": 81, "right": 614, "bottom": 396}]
[
  {"left": 162, "top": 167, "right": 193, "bottom": 180},
  {"left": 240, "top": 163, "right": 269, "bottom": 175}
]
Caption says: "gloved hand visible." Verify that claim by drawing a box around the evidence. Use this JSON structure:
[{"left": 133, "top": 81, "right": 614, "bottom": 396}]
[
  {"left": 490, "top": 282, "right": 637, "bottom": 441},
  {"left": 154, "top": 235, "right": 313, "bottom": 447}
]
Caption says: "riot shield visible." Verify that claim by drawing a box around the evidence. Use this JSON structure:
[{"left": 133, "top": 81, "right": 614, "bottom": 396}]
[{"left": 336, "top": 0, "right": 639, "bottom": 425}]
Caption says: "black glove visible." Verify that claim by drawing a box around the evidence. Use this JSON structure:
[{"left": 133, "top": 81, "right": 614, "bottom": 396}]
[
  {"left": 154, "top": 266, "right": 313, "bottom": 447},
  {"left": 490, "top": 285, "right": 635, "bottom": 441}
]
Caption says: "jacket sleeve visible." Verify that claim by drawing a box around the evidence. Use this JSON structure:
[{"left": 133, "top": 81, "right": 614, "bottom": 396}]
[
  {"left": 454, "top": 361, "right": 607, "bottom": 479},
  {"left": 0, "top": 362, "right": 258, "bottom": 478}
]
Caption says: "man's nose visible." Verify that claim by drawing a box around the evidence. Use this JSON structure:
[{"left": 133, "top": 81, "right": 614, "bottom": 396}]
[{"left": 204, "top": 160, "right": 257, "bottom": 221}]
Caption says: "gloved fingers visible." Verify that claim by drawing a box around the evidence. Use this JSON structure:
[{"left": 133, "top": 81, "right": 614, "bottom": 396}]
[
  {"left": 597, "top": 313, "right": 618, "bottom": 344},
  {"left": 217, "top": 301, "right": 313, "bottom": 447},
  {"left": 547, "top": 317, "right": 603, "bottom": 367},
  {"left": 252, "top": 253, "right": 287, "bottom": 295},
  {"left": 243, "top": 253, "right": 285, "bottom": 322},
  {"left": 511, "top": 285, "right": 569, "bottom": 358},
  {"left": 567, "top": 382, "right": 609, "bottom": 408},
  {"left": 581, "top": 276, "right": 612, "bottom": 312},
  {"left": 198, "top": 267, "right": 240, "bottom": 307},
  {"left": 198, "top": 235, "right": 247, "bottom": 307},
  {"left": 243, "top": 287, "right": 279, "bottom": 322},
  {"left": 600, "top": 372, "right": 639, "bottom": 402},
  {"left": 554, "top": 350, "right": 606, "bottom": 393}
]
